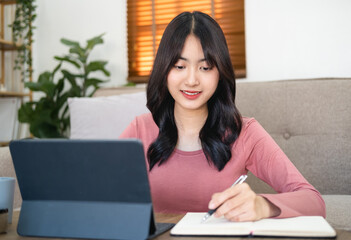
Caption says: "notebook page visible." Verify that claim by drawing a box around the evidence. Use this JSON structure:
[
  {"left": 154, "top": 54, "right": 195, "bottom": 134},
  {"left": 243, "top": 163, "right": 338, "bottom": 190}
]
[
  {"left": 252, "top": 216, "right": 336, "bottom": 237},
  {"left": 170, "top": 212, "right": 253, "bottom": 236}
]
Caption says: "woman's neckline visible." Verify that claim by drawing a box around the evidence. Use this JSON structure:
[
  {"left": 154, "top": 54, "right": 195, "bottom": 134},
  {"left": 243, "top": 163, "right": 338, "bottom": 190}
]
[{"left": 174, "top": 148, "right": 203, "bottom": 156}]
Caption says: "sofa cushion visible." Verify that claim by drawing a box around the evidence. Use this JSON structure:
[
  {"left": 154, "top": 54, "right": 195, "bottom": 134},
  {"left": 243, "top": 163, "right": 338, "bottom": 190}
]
[{"left": 68, "top": 92, "right": 149, "bottom": 139}]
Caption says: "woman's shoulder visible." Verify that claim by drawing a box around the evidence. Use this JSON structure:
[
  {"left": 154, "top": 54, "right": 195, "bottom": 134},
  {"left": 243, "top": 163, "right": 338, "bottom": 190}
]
[
  {"left": 134, "top": 112, "right": 158, "bottom": 132},
  {"left": 119, "top": 112, "right": 158, "bottom": 139},
  {"left": 239, "top": 117, "right": 267, "bottom": 139},
  {"left": 135, "top": 112, "right": 155, "bottom": 124},
  {"left": 241, "top": 117, "right": 258, "bottom": 129}
]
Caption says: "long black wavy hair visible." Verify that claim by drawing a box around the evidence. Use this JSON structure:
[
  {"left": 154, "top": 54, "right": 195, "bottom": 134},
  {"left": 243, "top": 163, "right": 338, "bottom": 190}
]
[{"left": 146, "top": 11, "right": 242, "bottom": 171}]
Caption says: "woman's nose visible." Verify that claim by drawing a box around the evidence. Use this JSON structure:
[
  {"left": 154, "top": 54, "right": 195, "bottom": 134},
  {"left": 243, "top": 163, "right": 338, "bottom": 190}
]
[{"left": 185, "top": 68, "right": 199, "bottom": 86}]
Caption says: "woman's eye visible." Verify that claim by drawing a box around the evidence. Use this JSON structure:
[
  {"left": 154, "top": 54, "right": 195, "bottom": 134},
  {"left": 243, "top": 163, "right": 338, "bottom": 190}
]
[
  {"left": 200, "top": 66, "right": 211, "bottom": 71},
  {"left": 174, "top": 65, "right": 185, "bottom": 70}
]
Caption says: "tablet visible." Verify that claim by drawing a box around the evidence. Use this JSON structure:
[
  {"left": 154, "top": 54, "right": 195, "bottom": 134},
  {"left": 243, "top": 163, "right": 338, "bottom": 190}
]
[{"left": 10, "top": 139, "right": 173, "bottom": 240}]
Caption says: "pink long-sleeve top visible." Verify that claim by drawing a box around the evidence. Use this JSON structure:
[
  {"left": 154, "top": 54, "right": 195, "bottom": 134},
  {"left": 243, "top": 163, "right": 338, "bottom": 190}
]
[{"left": 120, "top": 113, "right": 326, "bottom": 218}]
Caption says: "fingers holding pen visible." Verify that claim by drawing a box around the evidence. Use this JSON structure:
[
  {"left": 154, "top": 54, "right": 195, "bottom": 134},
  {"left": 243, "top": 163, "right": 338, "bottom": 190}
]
[{"left": 208, "top": 183, "right": 257, "bottom": 221}]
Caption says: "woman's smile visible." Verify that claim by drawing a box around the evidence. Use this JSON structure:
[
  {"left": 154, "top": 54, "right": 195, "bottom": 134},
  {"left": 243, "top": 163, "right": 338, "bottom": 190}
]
[{"left": 180, "top": 90, "right": 202, "bottom": 99}]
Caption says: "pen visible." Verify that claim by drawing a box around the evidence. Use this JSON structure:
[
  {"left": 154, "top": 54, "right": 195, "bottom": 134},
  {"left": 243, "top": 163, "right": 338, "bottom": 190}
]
[{"left": 201, "top": 174, "right": 248, "bottom": 223}]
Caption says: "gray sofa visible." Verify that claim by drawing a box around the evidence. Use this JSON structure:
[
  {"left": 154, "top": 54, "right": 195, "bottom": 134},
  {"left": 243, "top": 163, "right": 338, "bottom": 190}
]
[
  {"left": 235, "top": 79, "right": 351, "bottom": 231},
  {"left": 1, "top": 78, "right": 350, "bottom": 230}
]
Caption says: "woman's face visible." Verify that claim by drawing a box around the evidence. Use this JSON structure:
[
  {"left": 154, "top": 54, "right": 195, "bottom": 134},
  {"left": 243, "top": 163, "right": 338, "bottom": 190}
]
[{"left": 167, "top": 34, "right": 219, "bottom": 113}]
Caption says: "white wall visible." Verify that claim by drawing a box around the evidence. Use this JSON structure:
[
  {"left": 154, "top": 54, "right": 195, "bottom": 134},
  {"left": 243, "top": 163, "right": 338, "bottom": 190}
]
[
  {"left": 33, "top": 0, "right": 127, "bottom": 87},
  {"left": 33, "top": 0, "right": 351, "bottom": 85},
  {"left": 245, "top": 0, "right": 351, "bottom": 81}
]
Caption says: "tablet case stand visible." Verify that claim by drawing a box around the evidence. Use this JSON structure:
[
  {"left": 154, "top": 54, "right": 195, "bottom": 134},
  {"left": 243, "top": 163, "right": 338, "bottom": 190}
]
[
  {"left": 18, "top": 201, "right": 155, "bottom": 240},
  {"left": 10, "top": 139, "right": 173, "bottom": 240}
]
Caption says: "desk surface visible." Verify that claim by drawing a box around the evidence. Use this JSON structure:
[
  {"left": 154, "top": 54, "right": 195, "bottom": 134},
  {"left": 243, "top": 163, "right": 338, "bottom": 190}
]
[{"left": 1, "top": 211, "right": 350, "bottom": 240}]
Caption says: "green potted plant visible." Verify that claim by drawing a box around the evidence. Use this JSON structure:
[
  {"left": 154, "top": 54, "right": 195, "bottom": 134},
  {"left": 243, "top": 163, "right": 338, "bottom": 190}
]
[
  {"left": 10, "top": 0, "right": 36, "bottom": 82},
  {"left": 18, "top": 33, "right": 110, "bottom": 138}
]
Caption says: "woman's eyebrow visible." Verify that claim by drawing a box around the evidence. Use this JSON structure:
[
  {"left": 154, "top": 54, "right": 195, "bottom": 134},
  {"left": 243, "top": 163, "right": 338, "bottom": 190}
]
[{"left": 179, "top": 56, "right": 207, "bottom": 63}]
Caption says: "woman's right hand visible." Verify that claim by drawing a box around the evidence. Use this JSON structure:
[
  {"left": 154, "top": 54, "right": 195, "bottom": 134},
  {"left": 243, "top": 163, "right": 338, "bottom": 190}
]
[{"left": 208, "top": 183, "right": 280, "bottom": 222}]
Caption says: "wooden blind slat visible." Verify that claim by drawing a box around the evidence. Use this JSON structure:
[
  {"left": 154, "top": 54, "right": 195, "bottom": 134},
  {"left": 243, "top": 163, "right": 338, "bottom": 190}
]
[{"left": 127, "top": 0, "right": 246, "bottom": 82}]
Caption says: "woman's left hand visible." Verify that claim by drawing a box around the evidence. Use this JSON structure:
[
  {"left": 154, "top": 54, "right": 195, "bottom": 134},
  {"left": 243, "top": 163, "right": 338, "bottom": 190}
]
[{"left": 208, "top": 183, "right": 280, "bottom": 222}]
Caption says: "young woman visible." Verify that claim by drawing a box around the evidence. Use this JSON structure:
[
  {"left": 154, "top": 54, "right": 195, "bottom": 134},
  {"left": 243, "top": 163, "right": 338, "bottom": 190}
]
[{"left": 120, "top": 11, "right": 325, "bottom": 222}]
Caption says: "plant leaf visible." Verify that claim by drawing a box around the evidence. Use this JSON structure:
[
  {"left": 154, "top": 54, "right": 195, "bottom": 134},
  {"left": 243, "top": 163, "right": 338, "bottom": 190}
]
[
  {"left": 69, "top": 48, "right": 86, "bottom": 62},
  {"left": 23, "top": 98, "right": 63, "bottom": 138},
  {"left": 85, "top": 78, "right": 106, "bottom": 87},
  {"left": 84, "top": 78, "right": 108, "bottom": 96},
  {"left": 56, "top": 92, "right": 69, "bottom": 110},
  {"left": 61, "top": 104, "right": 70, "bottom": 119},
  {"left": 25, "top": 72, "right": 56, "bottom": 98},
  {"left": 30, "top": 121, "right": 64, "bottom": 138},
  {"left": 124, "top": 82, "right": 137, "bottom": 87},
  {"left": 86, "top": 33, "right": 105, "bottom": 50},
  {"left": 66, "top": 86, "right": 82, "bottom": 98},
  {"left": 54, "top": 56, "right": 80, "bottom": 68},
  {"left": 60, "top": 38, "right": 80, "bottom": 48},
  {"left": 52, "top": 62, "right": 62, "bottom": 77},
  {"left": 56, "top": 77, "right": 65, "bottom": 95},
  {"left": 86, "top": 61, "right": 110, "bottom": 76},
  {"left": 61, "top": 70, "right": 78, "bottom": 88},
  {"left": 18, "top": 102, "right": 35, "bottom": 123},
  {"left": 61, "top": 38, "right": 86, "bottom": 61},
  {"left": 60, "top": 116, "right": 71, "bottom": 132}
]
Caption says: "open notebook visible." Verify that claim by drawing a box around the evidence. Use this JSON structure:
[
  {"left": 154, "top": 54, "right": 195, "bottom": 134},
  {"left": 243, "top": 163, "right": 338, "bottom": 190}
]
[{"left": 171, "top": 212, "right": 336, "bottom": 238}]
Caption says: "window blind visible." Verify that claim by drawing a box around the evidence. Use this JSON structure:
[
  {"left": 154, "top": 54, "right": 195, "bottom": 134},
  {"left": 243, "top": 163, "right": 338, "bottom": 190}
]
[{"left": 127, "top": 0, "right": 245, "bottom": 83}]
